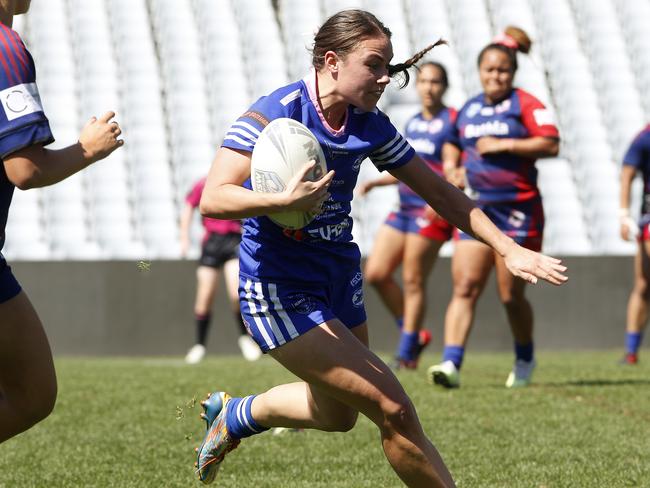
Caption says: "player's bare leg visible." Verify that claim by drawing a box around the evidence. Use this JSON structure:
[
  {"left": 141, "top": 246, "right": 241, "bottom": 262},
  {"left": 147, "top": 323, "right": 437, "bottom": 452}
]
[
  {"left": 0, "top": 292, "right": 57, "bottom": 443},
  {"left": 364, "top": 224, "right": 406, "bottom": 320}
]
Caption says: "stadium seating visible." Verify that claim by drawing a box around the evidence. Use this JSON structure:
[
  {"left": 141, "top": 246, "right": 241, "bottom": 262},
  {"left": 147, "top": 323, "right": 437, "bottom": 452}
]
[{"left": 5, "top": 0, "right": 645, "bottom": 260}]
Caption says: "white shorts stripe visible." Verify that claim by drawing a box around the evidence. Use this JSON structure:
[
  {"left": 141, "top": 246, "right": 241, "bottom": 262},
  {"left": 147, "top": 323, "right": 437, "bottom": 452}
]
[
  {"left": 244, "top": 279, "right": 275, "bottom": 349},
  {"left": 268, "top": 283, "right": 299, "bottom": 339},
  {"left": 253, "top": 282, "right": 286, "bottom": 346}
]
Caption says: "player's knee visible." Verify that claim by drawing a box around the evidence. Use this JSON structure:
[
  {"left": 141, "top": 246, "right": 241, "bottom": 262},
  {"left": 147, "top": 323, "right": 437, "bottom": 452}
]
[
  {"left": 17, "top": 383, "right": 57, "bottom": 430},
  {"left": 364, "top": 267, "right": 389, "bottom": 287},
  {"left": 402, "top": 271, "right": 424, "bottom": 292},
  {"left": 452, "top": 277, "right": 482, "bottom": 300},
  {"left": 379, "top": 395, "right": 418, "bottom": 436}
]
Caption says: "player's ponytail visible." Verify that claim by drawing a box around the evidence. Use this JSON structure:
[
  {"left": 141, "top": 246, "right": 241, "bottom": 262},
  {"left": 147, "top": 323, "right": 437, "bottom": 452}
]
[
  {"left": 311, "top": 9, "right": 446, "bottom": 88},
  {"left": 478, "top": 26, "right": 532, "bottom": 72}
]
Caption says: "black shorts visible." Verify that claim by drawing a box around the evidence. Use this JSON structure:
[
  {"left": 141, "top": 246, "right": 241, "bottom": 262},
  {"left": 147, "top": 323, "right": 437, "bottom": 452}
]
[
  {"left": 0, "top": 258, "right": 21, "bottom": 304},
  {"left": 199, "top": 232, "right": 241, "bottom": 268}
]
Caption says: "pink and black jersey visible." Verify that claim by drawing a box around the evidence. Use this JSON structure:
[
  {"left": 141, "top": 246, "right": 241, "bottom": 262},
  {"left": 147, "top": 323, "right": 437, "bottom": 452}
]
[
  {"left": 221, "top": 71, "right": 415, "bottom": 284},
  {"left": 186, "top": 178, "right": 241, "bottom": 240},
  {"left": 623, "top": 125, "right": 650, "bottom": 225},
  {"left": 448, "top": 88, "right": 558, "bottom": 203},
  {"left": 0, "top": 25, "right": 54, "bottom": 252},
  {"left": 400, "top": 108, "right": 456, "bottom": 213}
]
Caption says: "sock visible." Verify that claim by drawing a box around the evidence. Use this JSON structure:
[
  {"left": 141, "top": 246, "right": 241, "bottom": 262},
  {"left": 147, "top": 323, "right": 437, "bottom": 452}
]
[
  {"left": 397, "top": 331, "right": 419, "bottom": 360},
  {"left": 396, "top": 317, "right": 404, "bottom": 330},
  {"left": 225, "top": 395, "right": 268, "bottom": 439},
  {"left": 442, "top": 345, "right": 464, "bottom": 369},
  {"left": 514, "top": 341, "right": 534, "bottom": 363},
  {"left": 196, "top": 313, "right": 211, "bottom": 345},
  {"left": 626, "top": 332, "right": 643, "bottom": 355},
  {"left": 235, "top": 312, "right": 248, "bottom": 336}
]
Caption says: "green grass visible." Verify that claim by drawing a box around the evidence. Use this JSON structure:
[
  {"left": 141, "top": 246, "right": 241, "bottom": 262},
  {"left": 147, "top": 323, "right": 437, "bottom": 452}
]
[{"left": 1, "top": 351, "right": 648, "bottom": 487}]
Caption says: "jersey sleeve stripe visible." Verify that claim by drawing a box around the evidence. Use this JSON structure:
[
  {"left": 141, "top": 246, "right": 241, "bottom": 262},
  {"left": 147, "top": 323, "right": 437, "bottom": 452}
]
[
  {"left": 280, "top": 89, "right": 301, "bottom": 106},
  {"left": 372, "top": 138, "right": 410, "bottom": 162},
  {"left": 0, "top": 41, "right": 17, "bottom": 86},
  {"left": 5, "top": 30, "right": 29, "bottom": 76},
  {"left": 0, "top": 30, "right": 22, "bottom": 84},
  {"left": 372, "top": 142, "right": 412, "bottom": 166},
  {"left": 372, "top": 133, "right": 401, "bottom": 155},
  {"left": 223, "top": 133, "right": 255, "bottom": 147},
  {"left": 234, "top": 121, "right": 261, "bottom": 137},
  {"left": 227, "top": 127, "right": 260, "bottom": 141}
]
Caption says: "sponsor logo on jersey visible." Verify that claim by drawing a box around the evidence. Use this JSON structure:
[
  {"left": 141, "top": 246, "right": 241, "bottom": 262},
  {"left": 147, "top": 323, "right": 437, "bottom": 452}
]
[
  {"left": 241, "top": 110, "right": 270, "bottom": 127},
  {"left": 0, "top": 82, "right": 43, "bottom": 121},
  {"left": 507, "top": 209, "right": 526, "bottom": 228},
  {"left": 289, "top": 293, "right": 316, "bottom": 314},
  {"left": 464, "top": 121, "right": 509, "bottom": 139},
  {"left": 532, "top": 108, "right": 555, "bottom": 126},
  {"left": 494, "top": 99, "right": 511, "bottom": 114},
  {"left": 350, "top": 272, "right": 363, "bottom": 287},
  {"left": 352, "top": 288, "right": 364, "bottom": 307},
  {"left": 306, "top": 219, "right": 351, "bottom": 241},
  {"left": 466, "top": 102, "right": 482, "bottom": 118},
  {"left": 351, "top": 155, "right": 364, "bottom": 172}
]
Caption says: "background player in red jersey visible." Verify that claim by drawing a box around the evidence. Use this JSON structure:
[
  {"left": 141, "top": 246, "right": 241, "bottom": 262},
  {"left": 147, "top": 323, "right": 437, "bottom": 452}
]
[
  {"left": 180, "top": 177, "right": 261, "bottom": 364},
  {"left": 619, "top": 126, "right": 650, "bottom": 365},
  {"left": 428, "top": 27, "right": 560, "bottom": 389},
  {"left": 0, "top": 0, "right": 123, "bottom": 443},
  {"left": 360, "top": 62, "right": 456, "bottom": 369}
]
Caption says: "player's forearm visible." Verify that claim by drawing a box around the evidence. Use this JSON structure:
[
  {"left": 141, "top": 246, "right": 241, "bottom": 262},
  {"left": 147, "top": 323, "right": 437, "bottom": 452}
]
[
  {"left": 499, "top": 136, "right": 559, "bottom": 158},
  {"left": 619, "top": 166, "right": 636, "bottom": 211},
  {"left": 200, "top": 184, "right": 287, "bottom": 220},
  {"left": 5, "top": 143, "right": 95, "bottom": 190}
]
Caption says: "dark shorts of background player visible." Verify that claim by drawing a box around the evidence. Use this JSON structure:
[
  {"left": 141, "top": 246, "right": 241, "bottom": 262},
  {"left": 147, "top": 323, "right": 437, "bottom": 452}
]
[
  {"left": 199, "top": 232, "right": 241, "bottom": 269},
  {"left": 458, "top": 197, "right": 544, "bottom": 252},
  {"left": 0, "top": 258, "right": 22, "bottom": 304}
]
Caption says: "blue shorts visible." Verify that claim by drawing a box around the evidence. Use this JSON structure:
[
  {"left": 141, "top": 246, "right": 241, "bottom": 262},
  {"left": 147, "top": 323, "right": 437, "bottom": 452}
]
[
  {"left": 385, "top": 210, "right": 429, "bottom": 234},
  {"left": 458, "top": 198, "right": 544, "bottom": 251},
  {"left": 239, "top": 268, "right": 367, "bottom": 352},
  {"left": 0, "top": 258, "right": 22, "bottom": 304}
]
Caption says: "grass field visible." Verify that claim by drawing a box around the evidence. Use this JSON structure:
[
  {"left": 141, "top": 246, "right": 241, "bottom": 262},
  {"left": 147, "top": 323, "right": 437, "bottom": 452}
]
[{"left": 1, "top": 351, "right": 648, "bottom": 488}]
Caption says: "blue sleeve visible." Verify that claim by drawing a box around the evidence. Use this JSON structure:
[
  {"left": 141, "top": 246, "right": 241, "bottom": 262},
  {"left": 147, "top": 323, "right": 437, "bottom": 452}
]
[
  {"left": 445, "top": 110, "right": 461, "bottom": 148},
  {"left": 623, "top": 130, "right": 650, "bottom": 169},
  {"left": 369, "top": 113, "right": 415, "bottom": 172},
  {"left": 221, "top": 95, "right": 289, "bottom": 154},
  {"left": 0, "top": 31, "right": 53, "bottom": 158}
]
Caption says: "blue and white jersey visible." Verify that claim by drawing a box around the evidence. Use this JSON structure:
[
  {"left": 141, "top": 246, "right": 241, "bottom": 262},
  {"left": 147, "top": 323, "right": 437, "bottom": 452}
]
[
  {"left": 0, "top": 25, "right": 54, "bottom": 252},
  {"left": 222, "top": 71, "right": 415, "bottom": 284}
]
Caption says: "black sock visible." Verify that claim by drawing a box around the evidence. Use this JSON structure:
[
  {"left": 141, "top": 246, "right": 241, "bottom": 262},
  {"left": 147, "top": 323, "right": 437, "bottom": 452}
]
[{"left": 196, "top": 313, "right": 211, "bottom": 345}]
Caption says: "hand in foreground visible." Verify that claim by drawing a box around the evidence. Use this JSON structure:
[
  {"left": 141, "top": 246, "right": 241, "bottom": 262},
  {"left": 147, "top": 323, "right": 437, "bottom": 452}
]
[
  {"left": 284, "top": 160, "right": 335, "bottom": 214},
  {"left": 476, "top": 136, "right": 511, "bottom": 156},
  {"left": 79, "top": 111, "right": 124, "bottom": 163},
  {"left": 503, "top": 243, "right": 568, "bottom": 285}
]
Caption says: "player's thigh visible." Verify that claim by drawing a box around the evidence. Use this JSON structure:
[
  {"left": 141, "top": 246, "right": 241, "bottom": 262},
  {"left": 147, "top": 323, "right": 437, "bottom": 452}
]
[
  {"left": 402, "top": 233, "right": 443, "bottom": 283},
  {"left": 0, "top": 292, "right": 56, "bottom": 400},
  {"left": 196, "top": 265, "right": 220, "bottom": 298},
  {"left": 364, "top": 224, "right": 406, "bottom": 281},
  {"left": 223, "top": 258, "right": 240, "bottom": 304},
  {"left": 450, "top": 240, "right": 494, "bottom": 293},
  {"left": 269, "top": 319, "right": 411, "bottom": 425}
]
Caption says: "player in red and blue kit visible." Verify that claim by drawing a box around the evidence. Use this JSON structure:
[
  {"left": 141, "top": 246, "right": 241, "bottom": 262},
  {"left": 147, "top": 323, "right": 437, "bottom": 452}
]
[
  {"left": 618, "top": 126, "right": 650, "bottom": 365},
  {"left": 193, "top": 11, "right": 566, "bottom": 487},
  {"left": 360, "top": 62, "right": 456, "bottom": 369},
  {"left": 428, "top": 27, "right": 560, "bottom": 390},
  {"left": 0, "top": 0, "right": 123, "bottom": 444},
  {"left": 180, "top": 177, "right": 261, "bottom": 364}
]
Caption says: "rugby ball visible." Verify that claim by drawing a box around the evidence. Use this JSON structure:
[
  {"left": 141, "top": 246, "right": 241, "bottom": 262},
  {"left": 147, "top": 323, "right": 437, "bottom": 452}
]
[{"left": 251, "top": 118, "right": 328, "bottom": 229}]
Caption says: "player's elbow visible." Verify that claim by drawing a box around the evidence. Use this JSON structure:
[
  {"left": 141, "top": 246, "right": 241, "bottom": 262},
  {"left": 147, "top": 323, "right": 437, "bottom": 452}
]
[
  {"left": 10, "top": 168, "right": 41, "bottom": 190},
  {"left": 545, "top": 139, "right": 560, "bottom": 157},
  {"left": 199, "top": 196, "right": 226, "bottom": 219}
]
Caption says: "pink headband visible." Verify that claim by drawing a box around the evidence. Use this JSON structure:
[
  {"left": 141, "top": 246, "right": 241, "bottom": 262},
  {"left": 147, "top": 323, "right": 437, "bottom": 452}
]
[{"left": 492, "top": 32, "right": 519, "bottom": 50}]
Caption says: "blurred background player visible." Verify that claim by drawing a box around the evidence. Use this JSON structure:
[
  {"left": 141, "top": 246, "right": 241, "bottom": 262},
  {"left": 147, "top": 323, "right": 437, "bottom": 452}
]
[
  {"left": 180, "top": 177, "right": 261, "bottom": 364},
  {"left": 428, "top": 27, "right": 560, "bottom": 389},
  {"left": 194, "top": 10, "right": 566, "bottom": 487},
  {"left": 0, "top": 0, "right": 123, "bottom": 443},
  {"left": 618, "top": 125, "right": 650, "bottom": 365},
  {"left": 360, "top": 62, "right": 456, "bottom": 369}
]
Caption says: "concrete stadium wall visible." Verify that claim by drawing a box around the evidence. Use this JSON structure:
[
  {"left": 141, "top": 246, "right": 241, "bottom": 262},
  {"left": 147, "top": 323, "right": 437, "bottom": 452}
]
[{"left": 10, "top": 257, "right": 631, "bottom": 356}]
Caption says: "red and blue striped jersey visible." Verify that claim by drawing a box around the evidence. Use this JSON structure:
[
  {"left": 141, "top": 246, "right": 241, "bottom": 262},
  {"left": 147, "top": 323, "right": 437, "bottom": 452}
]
[
  {"left": 399, "top": 107, "right": 456, "bottom": 213},
  {"left": 0, "top": 25, "right": 54, "bottom": 252},
  {"left": 448, "top": 88, "right": 558, "bottom": 203}
]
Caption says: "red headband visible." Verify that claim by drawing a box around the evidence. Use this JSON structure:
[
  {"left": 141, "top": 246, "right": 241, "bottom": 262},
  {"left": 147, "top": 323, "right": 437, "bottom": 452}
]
[{"left": 492, "top": 32, "right": 519, "bottom": 50}]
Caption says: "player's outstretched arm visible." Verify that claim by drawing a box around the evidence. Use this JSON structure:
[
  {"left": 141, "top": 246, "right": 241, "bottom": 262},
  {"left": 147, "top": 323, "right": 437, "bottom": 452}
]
[
  {"left": 3, "top": 111, "right": 123, "bottom": 190},
  {"left": 391, "top": 155, "right": 568, "bottom": 285},
  {"left": 201, "top": 147, "right": 333, "bottom": 219}
]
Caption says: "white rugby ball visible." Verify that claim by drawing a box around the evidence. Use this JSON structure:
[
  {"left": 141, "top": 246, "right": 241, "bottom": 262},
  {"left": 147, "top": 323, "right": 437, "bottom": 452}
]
[{"left": 251, "top": 118, "right": 328, "bottom": 229}]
